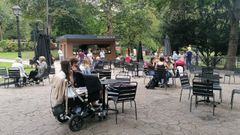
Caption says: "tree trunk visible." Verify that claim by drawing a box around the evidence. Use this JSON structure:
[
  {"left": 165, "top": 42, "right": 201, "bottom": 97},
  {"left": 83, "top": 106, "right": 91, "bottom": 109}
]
[
  {"left": 106, "top": 14, "right": 113, "bottom": 35},
  {"left": 0, "top": 25, "right": 2, "bottom": 40},
  {"left": 225, "top": 20, "right": 239, "bottom": 69},
  {"left": 105, "top": 0, "right": 113, "bottom": 35}
]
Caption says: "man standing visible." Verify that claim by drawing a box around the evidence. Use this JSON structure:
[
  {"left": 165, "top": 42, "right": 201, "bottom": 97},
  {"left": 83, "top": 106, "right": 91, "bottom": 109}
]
[
  {"left": 99, "top": 49, "right": 105, "bottom": 60},
  {"left": 58, "top": 48, "right": 64, "bottom": 62},
  {"left": 186, "top": 48, "right": 193, "bottom": 70}
]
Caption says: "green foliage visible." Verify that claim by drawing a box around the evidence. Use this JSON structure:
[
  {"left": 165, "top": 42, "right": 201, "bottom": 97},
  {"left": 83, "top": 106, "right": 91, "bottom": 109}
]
[
  {"left": 0, "top": 40, "right": 35, "bottom": 52},
  {"left": 113, "top": 0, "right": 160, "bottom": 49},
  {"left": 0, "top": 0, "right": 238, "bottom": 61},
  {"left": 0, "top": 40, "right": 18, "bottom": 52},
  {"left": 155, "top": 0, "right": 232, "bottom": 55}
]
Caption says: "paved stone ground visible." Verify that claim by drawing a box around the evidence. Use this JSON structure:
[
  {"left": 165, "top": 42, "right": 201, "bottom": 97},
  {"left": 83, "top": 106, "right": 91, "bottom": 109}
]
[{"left": 0, "top": 61, "right": 240, "bottom": 135}]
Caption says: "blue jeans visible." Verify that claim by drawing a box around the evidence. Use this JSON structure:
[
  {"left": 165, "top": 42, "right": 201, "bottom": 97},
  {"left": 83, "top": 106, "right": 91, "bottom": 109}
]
[{"left": 186, "top": 60, "right": 192, "bottom": 70}]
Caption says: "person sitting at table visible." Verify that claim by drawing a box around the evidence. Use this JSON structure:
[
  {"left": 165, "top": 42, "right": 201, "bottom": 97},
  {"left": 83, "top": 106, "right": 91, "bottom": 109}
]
[
  {"left": 11, "top": 57, "right": 28, "bottom": 86},
  {"left": 93, "top": 56, "right": 104, "bottom": 70},
  {"left": 70, "top": 57, "right": 102, "bottom": 107},
  {"left": 145, "top": 57, "right": 155, "bottom": 76},
  {"left": 79, "top": 57, "right": 91, "bottom": 75},
  {"left": 28, "top": 56, "right": 48, "bottom": 84},
  {"left": 154, "top": 57, "right": 171, "bottom": 85},
  {"left": 165, "top": 56, "right": 175, "bottom": 77}
]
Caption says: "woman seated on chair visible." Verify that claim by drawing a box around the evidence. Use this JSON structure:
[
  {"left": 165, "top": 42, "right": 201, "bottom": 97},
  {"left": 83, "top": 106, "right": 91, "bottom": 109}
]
[
  {"left": 154, "top": 57, "right": 172, "bottom": 84},
  {"left": 28, "top": 56, "right": 48, "bottom": 84},
  {"left": 165, "top": 56, "right": 175, "bottom": 77},
  {"left": 79, "top": 57, "right": 92, "bottom": 75}
]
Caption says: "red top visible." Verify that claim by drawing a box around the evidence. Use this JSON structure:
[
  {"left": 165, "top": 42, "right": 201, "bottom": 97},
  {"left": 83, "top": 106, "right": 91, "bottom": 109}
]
[{"left": 125, "top": 56, "right": 132, "bottom": 63}]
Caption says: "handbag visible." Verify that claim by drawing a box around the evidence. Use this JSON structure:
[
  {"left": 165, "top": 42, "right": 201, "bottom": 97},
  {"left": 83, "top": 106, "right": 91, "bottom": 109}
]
[{"left": 52, "top": 103, "right": 65, "bottom": 117}]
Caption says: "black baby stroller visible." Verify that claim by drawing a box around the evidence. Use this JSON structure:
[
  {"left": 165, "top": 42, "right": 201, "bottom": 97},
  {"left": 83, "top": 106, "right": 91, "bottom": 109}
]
[{"left": 50, "top": 80, "right": 104, "bottom": 132}]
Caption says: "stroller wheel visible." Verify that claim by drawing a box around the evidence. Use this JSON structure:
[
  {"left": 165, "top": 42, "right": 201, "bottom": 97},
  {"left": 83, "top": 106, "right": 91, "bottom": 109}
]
[
  {"left": 56, "top": 114, "right": 69, "bottom": 123},
  {"left": 69, "top": 115, "right": 84, "bottom": 132}
]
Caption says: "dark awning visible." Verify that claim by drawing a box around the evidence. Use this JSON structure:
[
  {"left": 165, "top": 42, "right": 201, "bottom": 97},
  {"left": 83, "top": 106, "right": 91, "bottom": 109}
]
[{"left": 56, "top": 34, "right": 116, "bottom": 42}]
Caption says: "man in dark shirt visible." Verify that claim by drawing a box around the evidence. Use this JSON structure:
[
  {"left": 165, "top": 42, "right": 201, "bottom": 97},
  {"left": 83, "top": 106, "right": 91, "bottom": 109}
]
[{"left": 186, "top": 50, "right": 193, "bottom": 70}]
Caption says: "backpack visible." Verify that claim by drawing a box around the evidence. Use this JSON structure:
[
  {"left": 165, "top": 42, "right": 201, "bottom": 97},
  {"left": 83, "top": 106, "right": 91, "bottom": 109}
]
[{"left": 145, "top": 78, "right": 158, "bottom": 89}]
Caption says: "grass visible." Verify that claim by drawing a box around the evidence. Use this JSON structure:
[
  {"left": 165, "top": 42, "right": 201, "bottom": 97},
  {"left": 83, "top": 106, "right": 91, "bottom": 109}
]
[{"left": 0, "top": 50, "right": 58, "bottom": 60}]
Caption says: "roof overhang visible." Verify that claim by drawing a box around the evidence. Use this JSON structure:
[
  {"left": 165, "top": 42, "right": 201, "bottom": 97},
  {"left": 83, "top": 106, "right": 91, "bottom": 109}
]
[{"left": 57, "top": 34, "right": 116, "bottom": 43}]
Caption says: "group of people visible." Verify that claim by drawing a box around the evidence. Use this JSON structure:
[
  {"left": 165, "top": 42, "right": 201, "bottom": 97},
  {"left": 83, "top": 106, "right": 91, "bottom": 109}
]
[
  {"left": 76, "top": 48, "right": 106, "bottom": 75},
  {"left": 11, "top": 56, "right": 48, "bottom": 86},
  {"left": 52, "top": 57, "right": 102, "bottom": 108},
  {"left": 172, "top": 49, "right": 193, "bottom": 70},
  {"left": 58, "top": 47, "right": 107, "bottom": 75},
  {"left": 145, "top": 50, "right": 192, "bottom": 88}
]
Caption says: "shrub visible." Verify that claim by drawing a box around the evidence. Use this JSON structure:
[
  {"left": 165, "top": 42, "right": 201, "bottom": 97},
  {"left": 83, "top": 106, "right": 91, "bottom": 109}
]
[
  {"left": 0, "top": 40, "right": 35, "bottom": 52},
  {"left": 0, "top": 40, "right": 18, "bottom": 52}
]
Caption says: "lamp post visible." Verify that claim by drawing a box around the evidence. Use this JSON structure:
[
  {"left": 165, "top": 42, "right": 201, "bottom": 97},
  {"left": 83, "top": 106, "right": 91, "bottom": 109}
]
[{"left": 12, "top": 5, "right": 21, "bottom": 58}]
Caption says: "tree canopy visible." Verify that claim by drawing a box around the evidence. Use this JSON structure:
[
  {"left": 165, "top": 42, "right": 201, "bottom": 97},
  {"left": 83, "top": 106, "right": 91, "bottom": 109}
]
[{"left": 0, "top": 0, "right": 239, "bottom": 68}]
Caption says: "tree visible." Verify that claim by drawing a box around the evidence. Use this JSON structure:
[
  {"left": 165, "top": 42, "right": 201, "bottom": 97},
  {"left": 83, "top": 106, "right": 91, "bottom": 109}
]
[{"left": 225, "top": 0, "right": 240, "bottom": 69}]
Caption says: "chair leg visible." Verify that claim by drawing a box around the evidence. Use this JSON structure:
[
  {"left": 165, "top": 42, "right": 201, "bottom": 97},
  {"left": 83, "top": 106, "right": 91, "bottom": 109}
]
[
  {"left": 224, "top": 76, "right": 226, "bottom": 83},
  {"left": 213, "top": 95, "right": 215, "bottom": 116},
  {"left": 7, "top": 79, "right": 9, "bottom": 88},
  {"left": 134, "top": 100, "right": 137, "bottom": 120},
  {"left": 190, "top": 95, "right": 193, "bottom": 112},
  {"left": 106, "top": 96, "right": 109, "bottom": 114},
  {"left": 220, "top": 90, "right": 222, "bottom": 103},
  {"left": 179, "top": 88, "right": 183, "bottom": 102},
  {"left": 195, "top": 95, "right": 198, "bottom": 108},
  {"left": 114, "top": 102, "right": 118, "bottom": 124},
  {"left": 188, "top": 88, "right": 191, "bottom": 100},
  {"left": 229, "top": 77, "right": 230, "bottom": 84},
  {"left": 122, "top": 101, "right": 124, "bottom": 113},
  {"left": 233, "top": 76, "right": 235, "bottom": 83},
  {"left": 4, "top": 79, "right": 6, "bottom": 88},
  {"left": 231, "top": 90, "right": 234, "bottom": 109}
]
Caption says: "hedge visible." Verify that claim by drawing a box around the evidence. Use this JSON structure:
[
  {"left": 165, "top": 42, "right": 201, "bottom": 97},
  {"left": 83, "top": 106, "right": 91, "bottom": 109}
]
[{"left": 0, "top": 40, "right": 35, "bottom": 52}]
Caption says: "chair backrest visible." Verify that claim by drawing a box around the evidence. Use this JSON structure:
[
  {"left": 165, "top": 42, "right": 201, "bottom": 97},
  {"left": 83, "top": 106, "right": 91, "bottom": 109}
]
[
  {"left": 94, "top": 61, "right": 104, "bottom": 70},
  {"left": 126, "top": 63, "right": 135, "bottom": 71},
  {"left": 137, "top": 62, "right": 144, "bottom": 71},
  {"left": 109, "top": 82, "right": 138, "bottom": 102},
  {"left": 103, "top": 60, "right": 111, "bottom": 69},
  {"left": 115, "top": 74, "right": 131, "bottom": 82},
  {"left": 49, "top": 66, "right": 55, "bottom": 74},
  {"left": 201, "top": 74, "right": 220, "bottom": 84},
  {"left": 202, "top": 67, "right": 213, "bottom": 75},
  {"left": 42, "top": 68, "right": 50, "bottom": 79},
  {"left": 192, "top": 81, "right": 213, "bottom": 97},
  {"left": 8, "top": 67, "right": 21, "bottom": 78},
  {"left": 225, "top": 70, "right": 234, "bottom": 75},
  {"left": 180, "top": 75, "right": 190, "bottom": 88},
  {"left": 0, "top": 67, "right": 8, "bottom": 76},
  {"left": 98, "top": 69, "right": 111, "bottom": 79},
  {"left": 113, "top": 60, "right": 121, "bottom": 68}
]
